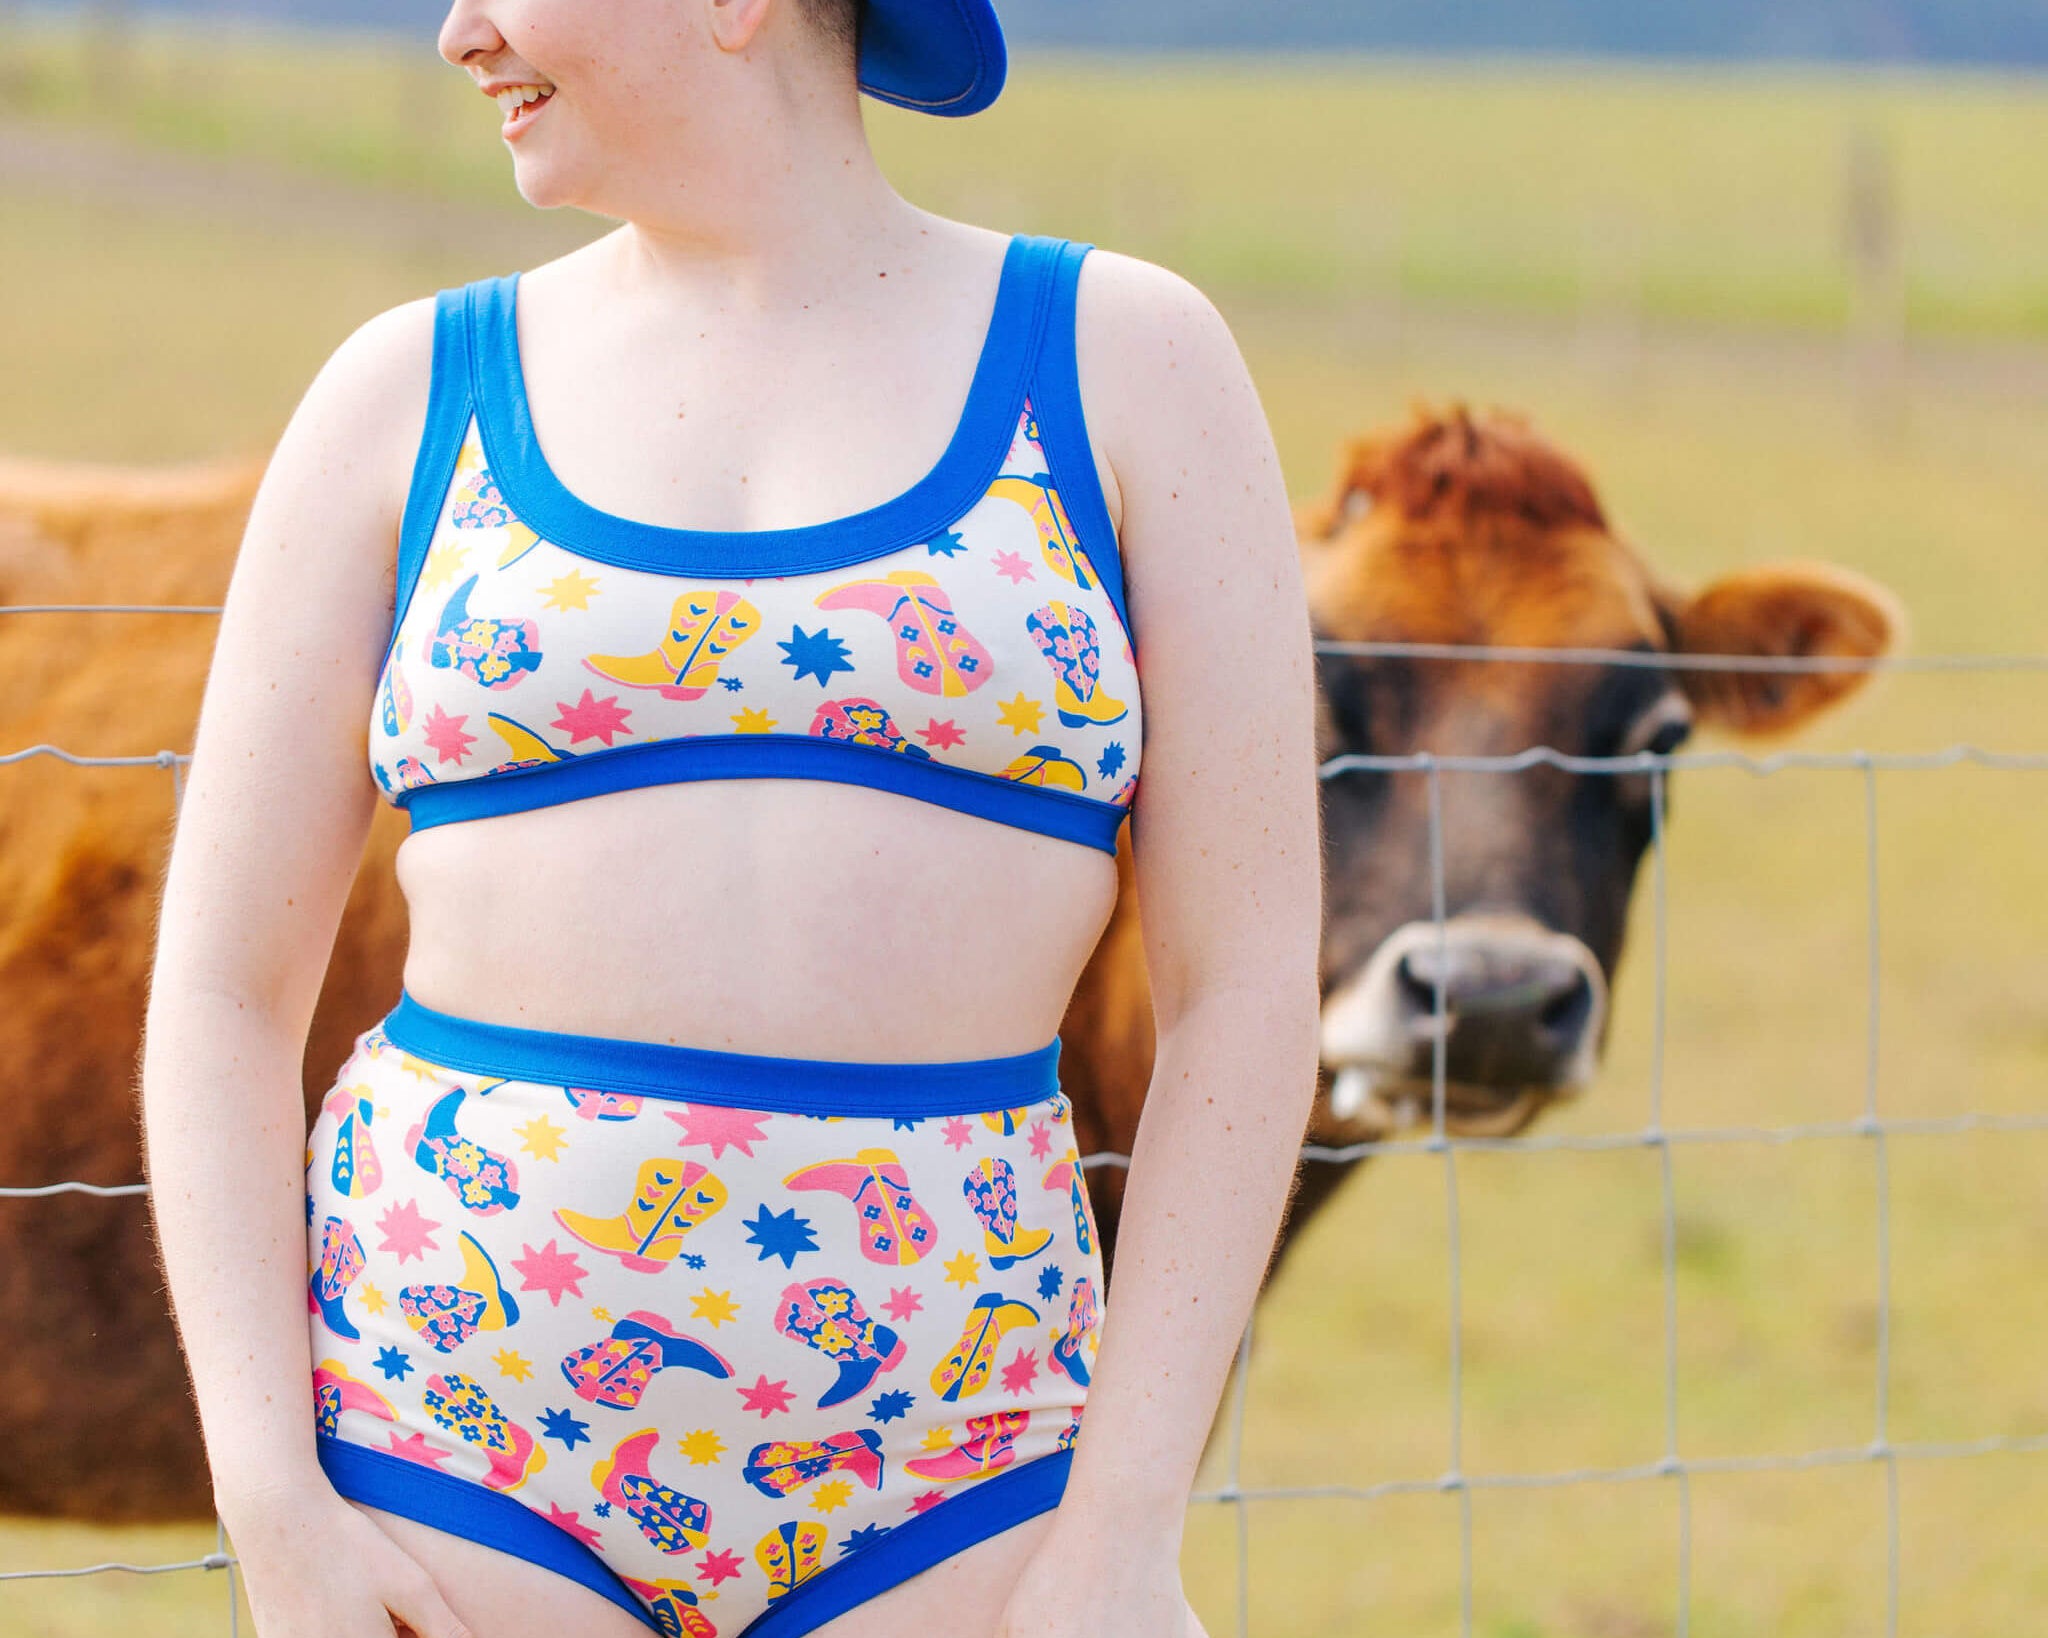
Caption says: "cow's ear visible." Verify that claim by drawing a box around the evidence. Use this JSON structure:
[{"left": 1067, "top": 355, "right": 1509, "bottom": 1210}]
[
  {"left": 1651, "top": 559, "right": 1907, "bottom": 738},
  {"left": 1294, "top": 433, "right": 1393, "bottom": 545}
]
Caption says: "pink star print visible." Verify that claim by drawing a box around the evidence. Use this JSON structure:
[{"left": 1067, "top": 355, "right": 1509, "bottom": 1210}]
[
  {"left": 667, "top": 1104, "right": 771, "bottom": 1160},
  {"left": 908, "top": 1489, "right": 947, "bottom": 1515},
  {"left": 375, "top": 1198, "right": 441, "bottom": 1265},
  {"left": 1000, "top": 1348, "right": 1040, "bottom": 1396},
  {"left": 738, "top": 1375, "right": 796, "bottom": 1419},
  {"left": 941, "top": 1117, "right": 975, "bottom": 1152},
  {"left": 386, "top": 1432, "right": 452, "bottom": 1469},
  {"left": 544, "top": 1503, "right": 603, "bottom": 1550},
  {"left": 1027, "top": 1120, "right": 1054, "bottom": 1161},
  {"left": 991, "top": 549, "right": 1036, "bottom": 585},
  {"left": 918, "top": 717, "right": 967, "bottom": 750},
  {"left": 421, "top": 704, "right": 476, "bottom": 765},
  {"left": 551, "top": 689, "right": 634, "bottom": 747},
  {"left": 512, "top": 1239, "right": 589, "bottom": 1307},
  {"left": 696, "top": 1548, "right": 744, "bottom": 1587},
  {"left": 883, "top": 1286, "right": 924, "bottom": 1323}
]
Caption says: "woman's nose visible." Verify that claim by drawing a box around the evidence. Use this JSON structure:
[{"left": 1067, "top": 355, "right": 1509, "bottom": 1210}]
[{"left": 437, "top": 0, "right": 506, "bottom": 69}]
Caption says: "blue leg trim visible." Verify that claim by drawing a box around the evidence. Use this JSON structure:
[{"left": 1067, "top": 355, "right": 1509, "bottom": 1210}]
[
  {"left": 741, "top": 1448, "right": 1073, "bottom": 1637},
  {"left": 315, "top": 1432, "right": 659, "bottom": 1632}
]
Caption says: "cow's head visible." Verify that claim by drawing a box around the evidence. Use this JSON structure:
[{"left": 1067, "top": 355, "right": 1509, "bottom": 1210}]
[{"left": 1302, "top": 406, "right": 1903, "bottom": 1143}]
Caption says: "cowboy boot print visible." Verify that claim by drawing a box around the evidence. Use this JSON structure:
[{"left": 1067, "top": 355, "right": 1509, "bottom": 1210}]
[
  {"left": 1025, "top": 599, "right": 1127, "bottom": 728},
  {"left": 814, "top": 570, "right": 994, "bottom": 697},
  {"left": 560, "top": 1310, "right": 735, "bottom": 1410},
  {"left": 961, "top": 1157, "right": 1053, "bottom": 1270},
  {"left": 772, "top": 1278, "right": 906, "bottom": 1407},
  {"left": 784, "top": 1148, "right": 939, "bottom": 1266},
  {"left": 553, "top": 1158, "right": 727, "bottom": 1274}
]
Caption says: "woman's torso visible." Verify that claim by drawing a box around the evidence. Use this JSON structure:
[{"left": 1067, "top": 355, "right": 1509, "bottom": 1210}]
[{"left": 378, "top": 224, "right": 1140, "bottom": 1059}]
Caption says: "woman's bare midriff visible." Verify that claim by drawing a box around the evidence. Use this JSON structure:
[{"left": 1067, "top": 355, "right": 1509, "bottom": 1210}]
[{"left": 394, "top": 773, "right": 1122, "bottom": 1061}]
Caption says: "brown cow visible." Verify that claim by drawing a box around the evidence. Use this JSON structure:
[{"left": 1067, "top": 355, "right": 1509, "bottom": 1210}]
[
  {"left": 1069, "top": 406, "right": 1903, "bottom": 1261},
  {"left": 0, "top": 406, "right": 1900, "bottom": 1521}
]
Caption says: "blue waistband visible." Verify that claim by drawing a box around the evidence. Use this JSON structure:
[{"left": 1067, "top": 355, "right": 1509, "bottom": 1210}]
[{"left": 379, "top": 989, "right": 1063, "bottom": 1116}]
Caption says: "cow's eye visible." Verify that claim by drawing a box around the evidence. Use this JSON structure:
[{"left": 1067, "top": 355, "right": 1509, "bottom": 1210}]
[
  {"left": 1643, "top": 715, "right": 1692, "bottom": 757},
  {"left": 1621, "top": 693, "right": 1693, "bottom": 762}
]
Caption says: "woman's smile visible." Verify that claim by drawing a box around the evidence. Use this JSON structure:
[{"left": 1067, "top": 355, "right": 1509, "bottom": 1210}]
[{"left": 484, "top": 77, "right": 556, "bottom": 138}]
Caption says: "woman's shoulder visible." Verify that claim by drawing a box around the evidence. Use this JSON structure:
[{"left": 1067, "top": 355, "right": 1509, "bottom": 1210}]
[
  {"left": 1070, "top": 247, "right": 1246, "bottom": 409},
  {"left": 1067, "top": 247, "right": 1259, "bottom": 483},
  {"left": 298, "top": 295, "right": 442, "bottom": 442}
]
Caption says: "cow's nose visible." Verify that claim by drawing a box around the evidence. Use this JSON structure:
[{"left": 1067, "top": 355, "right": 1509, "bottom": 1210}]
[{"left": 1394, "top": 937, "right": 1596, "bottom": 1084}]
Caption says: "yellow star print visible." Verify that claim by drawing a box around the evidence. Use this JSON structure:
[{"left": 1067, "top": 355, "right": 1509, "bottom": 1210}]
[
  {"left": 731, "top": 705, "right": 777, "bottom": 733},
  {"left": 691, "top": 1288, "right": 740, "bottom": 1328},
  {"left": 417, "top": 539, "right": 471, "bottom": 595},
  {"left": 942, "top": 1249, "right": 981, "bottom": 1289},
  {"left": 517, "top": 1115, "right": 567, "bottom": 1162},
  {"left": 359, "top": 1282, "right": 387, "bottom": 1316},
  {"left": 919, "top": 1425, "right": 955, "bottom": 1451},
  {"left": 493, "top": 1349, "right": 533, "bottom": 1383},
  {"left": 539, "top": 567, "right": 601, "bottom": 611},
  {"left": 677, "top": 1429, "right": 726, "bottom": 1466},
  {"left": 809, "top": 1479, "right": 852, "bottom": 1514},
  {"left": 996, "top": 691, "right": 1045, "bottom": 736}
]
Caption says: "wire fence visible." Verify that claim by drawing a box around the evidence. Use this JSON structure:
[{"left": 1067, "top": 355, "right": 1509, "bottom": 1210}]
[{"left": 4, "top": 610, "right": 2045, "bottom": 1637}]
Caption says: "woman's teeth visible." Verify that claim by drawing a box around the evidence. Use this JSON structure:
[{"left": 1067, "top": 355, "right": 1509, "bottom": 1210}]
[{"left": 495, "top": 85, "right": 553, "bottom": 117}]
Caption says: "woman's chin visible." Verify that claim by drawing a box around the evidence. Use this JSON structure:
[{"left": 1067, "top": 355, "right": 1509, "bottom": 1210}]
[{"left": 507, "top": 159, "right": 588, "bottom": 213}]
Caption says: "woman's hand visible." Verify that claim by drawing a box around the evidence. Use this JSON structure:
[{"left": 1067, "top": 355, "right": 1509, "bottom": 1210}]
[
  {"left": 222, "top": 1480, "right": 473, "bottom": 1638},
  {"left": 992, "top": 1513, "right": 1209, "bottom": 1638}
]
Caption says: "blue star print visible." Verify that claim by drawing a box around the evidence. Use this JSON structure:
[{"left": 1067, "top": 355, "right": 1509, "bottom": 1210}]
[
  {"left": 683, "top": 1252, "right": 708, "bottom": 1270},
  {"left": 593, "top": 1500, "right": 612, "bottom": 1518},
  {"left": 925, "top": 529, "right": 966, "bottom": 558},
  {"left": 779, "top": 624, "right": 855, "bottom": 686},
  {"left": 867, "top": 1389, "right": 915, "bottom": 1424},
  {"left": 719, "top": 675, "right": 745, "bottom": 692},
  {"left": 1037, "top": 1264, "right": 1065, "bottom": 1301},
  {"left": 1096, "top": 742, "right": 1126, "bottom": 780},
  {"left": 537, "top": 1407, "right": 591, "bottom": 1451},
  {"left": 892, "top": 1115, "right": 924, "bottom": 1132},
  {"left": 841, "top": 1522, "right": 893, "bottom": 1555},
  {"left": 744, "top": 1203, "right": 820, "bottom": 1267},
  {"left": 374, "top": 1346, "right": 413, "bottom": 1382}
]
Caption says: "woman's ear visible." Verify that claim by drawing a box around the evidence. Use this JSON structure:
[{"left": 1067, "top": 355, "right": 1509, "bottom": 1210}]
[{"left": 707, "top": 0, "right": 779, "bottom": 56}]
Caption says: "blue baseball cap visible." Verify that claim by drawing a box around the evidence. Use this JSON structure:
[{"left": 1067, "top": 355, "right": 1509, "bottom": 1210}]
[{"left": 857, "top": 0, "right": 1008, "bottom": 117}]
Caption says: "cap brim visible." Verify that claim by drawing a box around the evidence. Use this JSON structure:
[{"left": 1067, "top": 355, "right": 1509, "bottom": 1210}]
[{"left": 857, "top": 0, "right": 1008, "bottom": 117}]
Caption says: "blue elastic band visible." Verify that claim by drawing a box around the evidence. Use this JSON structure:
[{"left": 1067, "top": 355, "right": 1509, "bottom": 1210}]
[
  {"left": 387, "top": 288, "right": 474, "bottom": 663},
  {"left": 465, "top": 233, "right": 1064, "bottom": 575},
  {"left": 742, "top": 1448, "right": 1073, "bottom": 1636},
  {"left": 317, "top": 1432, "right": 1073, "bottom": 1638},
  {"left": 398, "top": 728, "right": 1129, "bottom": 854},
  {"left": 316, "top": 1433, "right": 658, "bottom": 1630},
  {"left": 380, "top": 990, "right": 1064, "bottom": 1115},
  {"left": 1031, "top": 240, "right": 1136, "bottom": 658}
]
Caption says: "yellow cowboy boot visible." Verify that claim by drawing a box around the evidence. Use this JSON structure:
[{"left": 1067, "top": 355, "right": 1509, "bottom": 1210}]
[
  {"left": 987, "top": 474, "right": 1098, "bottom": 591},
  {"left": 554, "top": 1158, "right": 728, "bottom": 1274},
  {"left": 584, "top": 590, "right": 760, "bottom": 700}
]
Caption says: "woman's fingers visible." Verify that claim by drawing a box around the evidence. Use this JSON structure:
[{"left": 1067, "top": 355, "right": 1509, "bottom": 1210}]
[{"left": 380, "top": 1562, "right": 476, "bottom": 1638}]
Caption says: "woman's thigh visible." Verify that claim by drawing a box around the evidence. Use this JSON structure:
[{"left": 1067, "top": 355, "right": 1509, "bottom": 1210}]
[{"left": 353, "top": 1500, "right": 1057, "bottom": 1637}]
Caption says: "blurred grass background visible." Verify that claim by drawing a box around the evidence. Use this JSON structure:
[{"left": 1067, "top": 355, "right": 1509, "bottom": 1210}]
[{"left": 1, "top": 14, "right": 2045, "bottom": 1638}]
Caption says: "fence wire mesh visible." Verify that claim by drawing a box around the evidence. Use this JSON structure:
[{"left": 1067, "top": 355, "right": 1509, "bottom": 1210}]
[{"left": 3, "top": 608, "right": 2043, "bottom": 1638}]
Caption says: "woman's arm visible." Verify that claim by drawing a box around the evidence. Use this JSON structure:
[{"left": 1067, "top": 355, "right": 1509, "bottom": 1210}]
[
  {"left": 1000, "top": 252, "right": 1325, "bottom": 1635},
  {"left": 139, "top": 296, "right": 472, "bottom": 1637}
]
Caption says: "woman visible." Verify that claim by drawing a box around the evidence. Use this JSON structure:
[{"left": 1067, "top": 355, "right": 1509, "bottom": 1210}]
[{"left": 139, "top": 1, "right": 1322, "bottom": 1634}]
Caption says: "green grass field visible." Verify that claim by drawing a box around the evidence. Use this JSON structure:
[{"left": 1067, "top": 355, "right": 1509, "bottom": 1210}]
[
  {"left": 4, "top": 16, "right": 2048, "bottom": 335},
  {"left": 2, "top": 30, "right": 2045, "bottom": 1638}
]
